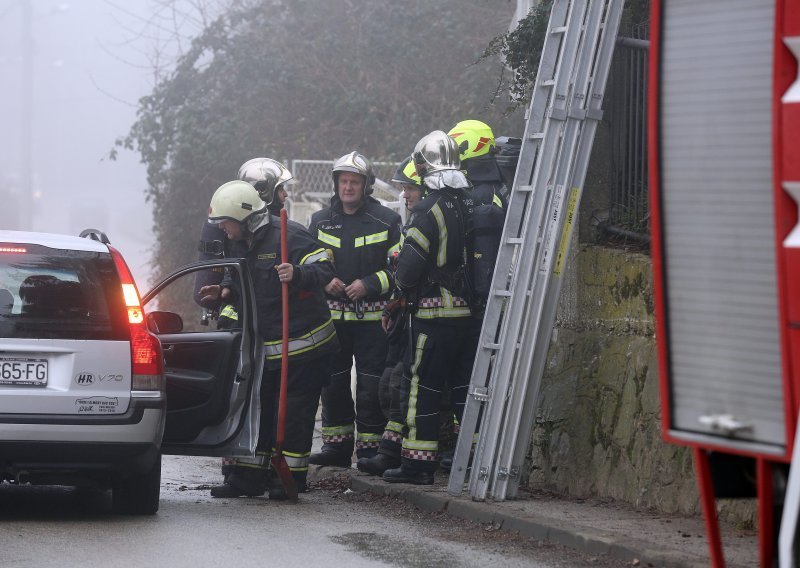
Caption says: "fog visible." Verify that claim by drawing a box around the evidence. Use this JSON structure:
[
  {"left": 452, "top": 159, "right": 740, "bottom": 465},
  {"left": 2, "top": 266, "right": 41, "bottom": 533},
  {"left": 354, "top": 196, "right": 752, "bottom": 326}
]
[{"left": 0, "top": 0, "right": 211, "bottom": 288}]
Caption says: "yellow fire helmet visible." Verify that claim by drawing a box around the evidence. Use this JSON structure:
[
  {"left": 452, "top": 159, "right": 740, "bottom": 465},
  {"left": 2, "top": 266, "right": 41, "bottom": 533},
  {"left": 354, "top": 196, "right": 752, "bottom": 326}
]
[
  {"left": 208, "top": 180, "right": 267, "bottom": 223},
  {"left": 447, "top": 119, "right": 496, "bottom": 161},
  {"left": 391, "top": 156, "right": 422, "bottom": 187}
]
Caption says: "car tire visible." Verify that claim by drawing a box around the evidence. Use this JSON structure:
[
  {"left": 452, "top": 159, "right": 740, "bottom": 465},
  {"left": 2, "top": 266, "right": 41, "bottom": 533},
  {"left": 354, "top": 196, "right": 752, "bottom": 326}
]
[{"left": 112, "top": 453, "right": 161, "bottom": 515}]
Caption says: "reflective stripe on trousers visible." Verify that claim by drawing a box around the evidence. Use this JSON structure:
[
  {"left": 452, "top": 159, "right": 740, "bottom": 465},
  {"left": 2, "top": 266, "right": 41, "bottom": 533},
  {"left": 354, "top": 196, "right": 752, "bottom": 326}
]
[{"left": 264, "top": 319, "right": 336, "bottom": 360}]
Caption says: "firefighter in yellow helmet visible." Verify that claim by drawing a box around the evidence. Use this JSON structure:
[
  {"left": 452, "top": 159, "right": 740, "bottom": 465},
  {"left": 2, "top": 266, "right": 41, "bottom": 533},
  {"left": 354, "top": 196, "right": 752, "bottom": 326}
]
[
  {"left": 357, "top": 156, "right": 425, "bottom": 476},
  {"left": 200, "top": 159, "right": 295, "bottom": 481},
  {"left": 447, "top": 119, "right": 508, "bottom": 207},
  {"left": 200, "top": 181, "right": 338, "bottom": 499},
  {"left": 307, "top": 152, "right": 403, "bottom": 467},
  {"left": 445, "top": 120, "right": 507, "bottom": 324}
]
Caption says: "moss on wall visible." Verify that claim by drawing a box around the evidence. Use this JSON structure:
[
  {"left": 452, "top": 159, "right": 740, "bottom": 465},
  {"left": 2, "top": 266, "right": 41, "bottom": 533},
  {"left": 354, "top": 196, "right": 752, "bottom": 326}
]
[{"left": 525, "top": 245, "right": 757, "bottom": 524}]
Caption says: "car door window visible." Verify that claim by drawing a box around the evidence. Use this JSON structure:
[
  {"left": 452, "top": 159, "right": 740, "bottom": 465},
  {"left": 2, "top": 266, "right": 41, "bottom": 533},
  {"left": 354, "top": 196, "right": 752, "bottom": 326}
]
[{"left": 143, "top": 260, "right": 262, "bottom": 455}]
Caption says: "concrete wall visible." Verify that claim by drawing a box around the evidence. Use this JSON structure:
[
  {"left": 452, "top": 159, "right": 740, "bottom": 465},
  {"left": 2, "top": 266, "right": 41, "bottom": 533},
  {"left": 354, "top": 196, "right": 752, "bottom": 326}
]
[{"left": 524, "top": 245, "right": 756, "bottom": 524}]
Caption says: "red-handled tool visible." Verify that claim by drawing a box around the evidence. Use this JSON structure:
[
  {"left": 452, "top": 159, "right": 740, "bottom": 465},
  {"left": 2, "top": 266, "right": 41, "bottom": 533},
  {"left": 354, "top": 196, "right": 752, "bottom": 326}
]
[{"left": 270, "top": 209, "right": 298, "bottom": 502}]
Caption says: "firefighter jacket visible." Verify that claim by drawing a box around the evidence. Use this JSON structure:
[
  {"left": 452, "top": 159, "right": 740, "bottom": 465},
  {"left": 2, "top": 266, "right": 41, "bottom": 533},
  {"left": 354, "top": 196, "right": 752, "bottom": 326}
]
[
  {"left": 309, "top": 195, "right": 402, "bottom": 322},
  {"left": 225, "top": 214, "right": 339, "bottom": 370},
  {"left": 395, "top": 187, "right": 473, "bottom": 323}
]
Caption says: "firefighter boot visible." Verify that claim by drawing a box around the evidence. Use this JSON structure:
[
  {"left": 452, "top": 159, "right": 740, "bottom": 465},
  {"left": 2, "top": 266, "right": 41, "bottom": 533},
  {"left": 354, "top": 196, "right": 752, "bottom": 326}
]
[
  {"left": 210, "top": 467, "right": 268, "bottom": 498},
  {"left": 438, "top": 449, "right": 454, "bottom": 472},
  {"left": 382, "top": 466, "right": 434, "bottom": 485},
  {"left": 356, "top": 452, "right": 400, "bottom": 476},
  {"left": 221, "top": 457, "right": 235, "bottom": 482},
  {"left": 268, "top": 471, "right": 308, "bottom": 500},
  {"left": 356, "top": 446, "right": 379, "bottom": 460},
  {"left": 309, "top": 442, "right": 354, "bottom": 468}
]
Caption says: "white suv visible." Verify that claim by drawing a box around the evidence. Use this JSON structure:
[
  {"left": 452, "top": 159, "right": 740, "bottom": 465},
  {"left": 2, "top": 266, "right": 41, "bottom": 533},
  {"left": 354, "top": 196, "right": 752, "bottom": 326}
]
[{"left": 0, "top": 229, "right": 264, "bottom": 514}]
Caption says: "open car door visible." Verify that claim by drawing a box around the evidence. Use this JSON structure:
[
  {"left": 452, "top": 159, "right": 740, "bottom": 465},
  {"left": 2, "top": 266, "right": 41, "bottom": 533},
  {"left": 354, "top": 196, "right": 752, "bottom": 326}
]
[{"left": 142, "top": 258, "right": 263, "bottom": 458}]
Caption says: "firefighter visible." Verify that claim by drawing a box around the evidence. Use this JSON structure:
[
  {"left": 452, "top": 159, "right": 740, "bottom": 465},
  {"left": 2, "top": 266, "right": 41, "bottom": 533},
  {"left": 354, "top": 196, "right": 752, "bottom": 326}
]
[
  {"left": 238, "top": 157, "right": 294, "bottom": 217},
  {"left": 200, "top": 180, "right": 338, "bottom": 499},
  {"left": 437, "top": 120, "right": 507, "bottom": 471},
  {"left": 201, "top": 158, "right": 295, "bottom": 480},
  {"left": 382, "top": 131, "right": 480, "bottom": 485},
  {"left": 308, "top": 152, "right": 402, "bottom": 466},
  {"left": 447, "top": 119, "right": 508, "bottom": 207},
  {"left": 357, "top": 157, "right": 425, "bottom": 476}
]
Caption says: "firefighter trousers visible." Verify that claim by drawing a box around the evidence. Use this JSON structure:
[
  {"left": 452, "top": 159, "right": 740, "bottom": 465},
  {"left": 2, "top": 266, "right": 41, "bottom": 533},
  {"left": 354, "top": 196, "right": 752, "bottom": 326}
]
[
  {"left": 377, "top": 360, "right": 408, "bottom": 460},
  {"left": 400, "top": 317, "right": 479, "bottom": 473},
  {"left": 231, "top": 353, "right": 332, "bottom": 478},
  {"left": 320, "top": 320, "right": 388, "bottom": 457}
]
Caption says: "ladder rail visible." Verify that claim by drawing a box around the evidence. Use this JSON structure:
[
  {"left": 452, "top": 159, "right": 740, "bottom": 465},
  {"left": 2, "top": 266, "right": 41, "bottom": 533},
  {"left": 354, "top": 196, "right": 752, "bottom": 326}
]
[
  {"left": 447, "top": 0, "right": 575, "bottom": 496},
  {"left": 469, "top": 180, "right": 556, "bottom": 497},
  {"left": 493, "top": 0, "right": 627, "bottom": 500},
  {"left": 466, "top": 0, "right": 591, "bottom": 501},
  {"left": 488, "top": 0, "right": 604, "bottom": 500}
]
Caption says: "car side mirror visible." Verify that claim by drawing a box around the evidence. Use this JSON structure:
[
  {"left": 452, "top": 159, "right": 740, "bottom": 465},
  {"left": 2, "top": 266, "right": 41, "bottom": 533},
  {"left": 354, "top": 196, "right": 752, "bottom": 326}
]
[{"left": 146, "top": 311, "right": 183, "bottom": 334}]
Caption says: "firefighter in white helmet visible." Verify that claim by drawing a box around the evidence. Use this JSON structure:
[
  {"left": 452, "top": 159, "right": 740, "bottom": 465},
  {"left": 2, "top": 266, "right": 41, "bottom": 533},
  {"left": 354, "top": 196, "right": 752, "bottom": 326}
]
[
  {"left": 307, "top": 152, "right": 402, "bottom": 467},
  {"left": 200, "top": 180, "right": 338, "bottom": 499},
  {"left": 237, "top": 157, "right": 294, "bottom": 216},
  {"left": 381, "top": 131, "right": 481, "bottom": 485},
  {"left": 194, "top": 158, "right": 294, "bottom": 323}
]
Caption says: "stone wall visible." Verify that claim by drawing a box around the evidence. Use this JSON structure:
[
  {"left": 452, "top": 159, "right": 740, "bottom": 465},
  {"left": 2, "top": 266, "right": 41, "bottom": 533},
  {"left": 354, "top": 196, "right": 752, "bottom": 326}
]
[{"left": 524, "top": 245, "right": 756, "bottom": 524}]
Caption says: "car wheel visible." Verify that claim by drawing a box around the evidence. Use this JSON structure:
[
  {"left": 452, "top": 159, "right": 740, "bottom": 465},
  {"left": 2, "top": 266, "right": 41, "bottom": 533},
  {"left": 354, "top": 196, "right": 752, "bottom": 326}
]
[{"left": 112, "top": 453, "right": 161, "bottom": 515}]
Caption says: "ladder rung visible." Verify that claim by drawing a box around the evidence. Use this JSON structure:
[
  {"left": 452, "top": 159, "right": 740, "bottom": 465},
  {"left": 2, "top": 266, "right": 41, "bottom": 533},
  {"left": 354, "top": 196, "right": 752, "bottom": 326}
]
[
  {"left": 506, "top": 237, "right": 523, "bottom": 245},
  {"left": 540, "top": 79, "right": 556, "bottom": 88},
  {"left": 469, "top": 386, "right": 491, "bottom": 401},
  {"left": 483, "top": 342, "right": 500, "bottom": 350},
  {"left": 518, "top": 185, "right": 534, "bottom": 192},
  {"left": 568, "top": 108, "right": 586, "bottom": 120},
  {"left": 550, "top": 26, "right": 567, "bottom": 34},
  {"left": 493, "top": 290, "right": 511, "bottom": 297},
  {"left": 587, "top": 108, "right": 604, "bottom": 121},
  {"left": 528, "top": 132, "right": 544, "bottom": 140}
]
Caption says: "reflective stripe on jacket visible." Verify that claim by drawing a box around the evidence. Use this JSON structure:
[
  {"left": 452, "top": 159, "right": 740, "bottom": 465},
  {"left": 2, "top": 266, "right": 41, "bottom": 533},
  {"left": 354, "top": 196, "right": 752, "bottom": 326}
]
[
  {"left": 264, "top": 318, "right": 337, "bottom": 360},
  {"left": 309, "top": 196, "right": 402, "bottom": 320},
  {"left": 225, "top": 214, "right": 339, "bottom": 368}
]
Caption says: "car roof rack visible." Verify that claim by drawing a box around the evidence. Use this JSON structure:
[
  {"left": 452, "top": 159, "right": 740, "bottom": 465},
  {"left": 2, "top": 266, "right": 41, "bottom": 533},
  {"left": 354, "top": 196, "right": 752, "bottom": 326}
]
[{"left": 79, "top": 229, "right": 110, "bottom": 244}]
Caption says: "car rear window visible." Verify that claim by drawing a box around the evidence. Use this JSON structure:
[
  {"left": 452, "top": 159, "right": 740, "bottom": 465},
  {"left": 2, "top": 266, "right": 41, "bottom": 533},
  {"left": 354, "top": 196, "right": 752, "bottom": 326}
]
[{"left": 0, "top": 243, "right": 129, "bottom": 340}]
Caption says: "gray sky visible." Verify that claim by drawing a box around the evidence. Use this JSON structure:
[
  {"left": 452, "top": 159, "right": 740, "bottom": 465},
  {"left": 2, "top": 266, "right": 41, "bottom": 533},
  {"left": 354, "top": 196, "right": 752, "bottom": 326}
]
[{"left": 0, "top": 0, "right": 214, "bottom": 287}]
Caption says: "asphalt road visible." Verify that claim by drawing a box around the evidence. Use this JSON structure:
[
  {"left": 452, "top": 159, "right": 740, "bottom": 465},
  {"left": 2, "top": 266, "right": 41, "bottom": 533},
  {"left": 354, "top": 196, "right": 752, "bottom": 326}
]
[{"left": 0, "top": 455, "right": 630, "bottom": 567}]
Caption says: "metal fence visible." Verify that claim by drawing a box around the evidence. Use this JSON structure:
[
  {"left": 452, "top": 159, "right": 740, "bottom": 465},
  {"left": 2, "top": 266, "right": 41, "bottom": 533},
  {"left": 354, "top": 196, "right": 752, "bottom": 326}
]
[
  {"left": 606, "top": 21, "right": 650, "bottom": 240},
  {"left": 286, "top": 159, "right": 404, "bottom": 226}
]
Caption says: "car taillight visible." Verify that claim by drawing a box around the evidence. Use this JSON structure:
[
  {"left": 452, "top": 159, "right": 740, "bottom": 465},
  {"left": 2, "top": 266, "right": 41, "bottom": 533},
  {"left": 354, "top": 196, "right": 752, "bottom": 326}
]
[
  {"left": 109, "top": 246, "right": 164, "bottom": 392},
  {"left": 129, "top": 324, "right": 164, "bottom": 390}
]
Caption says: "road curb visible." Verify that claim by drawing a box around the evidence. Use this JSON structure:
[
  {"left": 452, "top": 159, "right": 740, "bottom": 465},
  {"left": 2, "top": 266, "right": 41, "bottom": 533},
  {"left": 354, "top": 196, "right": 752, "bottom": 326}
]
[{"left": 347, "top": 472, "right": 711, "bottom": 568}]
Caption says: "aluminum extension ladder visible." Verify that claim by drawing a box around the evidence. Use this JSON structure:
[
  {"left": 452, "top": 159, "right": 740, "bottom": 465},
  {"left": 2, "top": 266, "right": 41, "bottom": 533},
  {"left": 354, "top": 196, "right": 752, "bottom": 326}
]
[{"left": 448, "top": 0, "right": 626, "bottom": 501}]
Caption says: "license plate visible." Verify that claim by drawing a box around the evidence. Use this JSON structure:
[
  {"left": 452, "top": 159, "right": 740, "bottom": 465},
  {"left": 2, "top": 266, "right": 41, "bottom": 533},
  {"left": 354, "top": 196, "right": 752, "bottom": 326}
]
[{"left": 0, "top": 357, "right": 48, "bottom": 386}]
